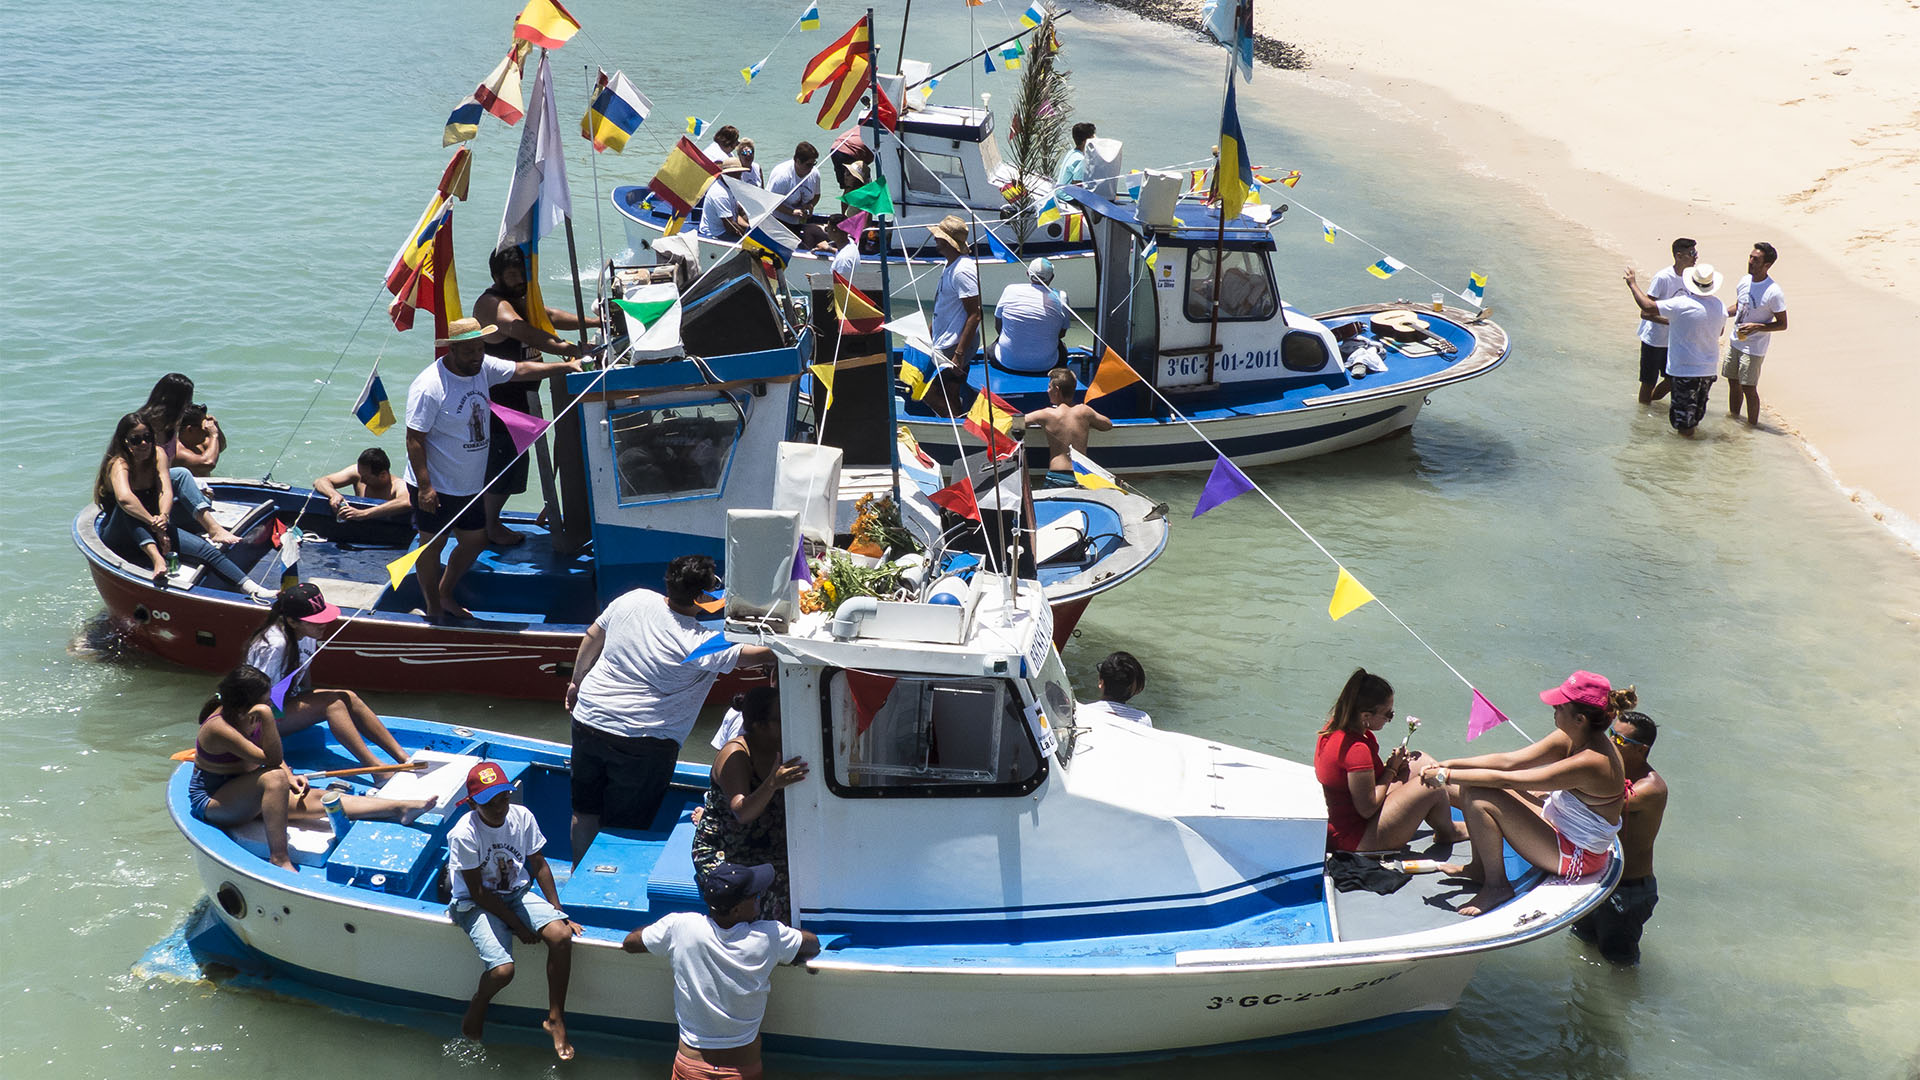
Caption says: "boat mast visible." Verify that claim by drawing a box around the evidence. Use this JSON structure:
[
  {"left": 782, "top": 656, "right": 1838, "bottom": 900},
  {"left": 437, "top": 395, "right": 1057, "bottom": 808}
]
[
  {"left": 1203, "top": 1, "right": 1247, "bottom": 377},
  {"left": 896, "top": 0, "right": 913, "bottom": 71},
  {"left": 866, "top": 7, "right": 901, "bottom": 504}
]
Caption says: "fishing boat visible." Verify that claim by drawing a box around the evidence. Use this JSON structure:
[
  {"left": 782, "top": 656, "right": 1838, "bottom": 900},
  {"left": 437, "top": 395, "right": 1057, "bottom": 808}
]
[
  {"left": 897, "top": 183, "right": 1511, "bottom": 473},
  {"left": 167, "top": 519, "right": 1619, "bottom": 1063},
  {"left": 74, "top": 246, "right": 1166, "bottom": 700}
]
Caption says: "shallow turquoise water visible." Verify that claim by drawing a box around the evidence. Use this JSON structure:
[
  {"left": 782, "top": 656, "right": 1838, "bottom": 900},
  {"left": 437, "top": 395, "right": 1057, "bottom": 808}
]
[{"left": 3, "top": 1, "right": 1918, "bottom": 1077}]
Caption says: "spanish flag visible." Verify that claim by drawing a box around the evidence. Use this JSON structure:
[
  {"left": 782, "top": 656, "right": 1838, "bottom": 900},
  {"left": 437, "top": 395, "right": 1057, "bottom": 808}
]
[
  {"left": 647, "top": 137, "right": 722, "bottom": 216},
  {"left": 385, "top": 200, "right": 459, "bottom": 339},
  {"left": 1216, "top": 79, "right": 1254, "bottom": 222},
  {"left": 812, "top": 52, "right": 872, "bottom": 130},
  {"left": 833, "top": 272, "right": 885, "bottom": 335},
  {"left": 512, "top": 0, "right": 580, "bottom": 49},
  {"left": 964, "top": 388, "right": 1022, "bottom": 460},
  {"left": 798, "top": 18, "right": 871, "bottom": 100}
]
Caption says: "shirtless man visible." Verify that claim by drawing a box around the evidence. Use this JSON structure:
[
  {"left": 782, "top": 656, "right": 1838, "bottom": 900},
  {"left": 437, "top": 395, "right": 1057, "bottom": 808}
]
[
  {"left": 315, "top": 447, "right": 412, "bottom": 522},
  {"left": 171, "top": 402, "right": 227, "bottom": 477},
  {"left": 1572, "top": 710, "right": 1667, "bottom": 965},
  {"left": 1023, "top": 368, "right": 1113, "bottom": 488}
]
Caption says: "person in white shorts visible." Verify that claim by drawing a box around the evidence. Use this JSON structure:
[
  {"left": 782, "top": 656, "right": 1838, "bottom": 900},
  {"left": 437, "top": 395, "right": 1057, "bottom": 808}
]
[{"left": 1723, "top": 242, "right": 1787, "bottom": 426}]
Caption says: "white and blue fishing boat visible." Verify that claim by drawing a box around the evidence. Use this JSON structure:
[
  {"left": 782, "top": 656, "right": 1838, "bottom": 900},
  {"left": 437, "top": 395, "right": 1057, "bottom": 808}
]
[
  {"left": 168, "top": 515, "right": 1617, "bottom": 1064},
  {"left": 897, "top": 183, "right": 1511, "bottom": 473}
]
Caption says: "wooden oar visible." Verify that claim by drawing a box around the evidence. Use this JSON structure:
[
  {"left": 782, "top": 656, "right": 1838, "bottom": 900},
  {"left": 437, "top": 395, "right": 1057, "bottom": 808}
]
[{"left": 300, "top": 762, "right": 428, "bottom": 782}]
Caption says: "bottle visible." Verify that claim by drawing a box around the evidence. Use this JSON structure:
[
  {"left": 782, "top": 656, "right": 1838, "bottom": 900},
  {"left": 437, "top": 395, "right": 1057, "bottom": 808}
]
[
  {"left": 167, "top": 550, "right": 180, "bottom": 576},
  {"left": 321, "top": 790, "right": 350, "bottom": 835}
]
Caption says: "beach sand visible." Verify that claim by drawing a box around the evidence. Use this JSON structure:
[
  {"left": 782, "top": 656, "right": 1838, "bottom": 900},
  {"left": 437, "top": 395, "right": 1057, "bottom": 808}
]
[{"left": 1113, "top": 0, "right": 1920, "bottom": 546}]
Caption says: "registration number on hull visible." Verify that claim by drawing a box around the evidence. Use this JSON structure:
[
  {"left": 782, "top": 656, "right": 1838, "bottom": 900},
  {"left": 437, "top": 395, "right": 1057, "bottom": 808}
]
[{"left": 1204, "top": 970, "right": 1403, "bottom": 1010}]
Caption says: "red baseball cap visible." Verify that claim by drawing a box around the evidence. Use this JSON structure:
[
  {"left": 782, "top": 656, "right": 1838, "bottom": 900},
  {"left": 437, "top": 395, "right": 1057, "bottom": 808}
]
[
  {"left": 1540, "top": 670, "right": 1611, "bottom": 709},
  {"left": 460, "top": 761, "right": 513, "bottom": 805}
]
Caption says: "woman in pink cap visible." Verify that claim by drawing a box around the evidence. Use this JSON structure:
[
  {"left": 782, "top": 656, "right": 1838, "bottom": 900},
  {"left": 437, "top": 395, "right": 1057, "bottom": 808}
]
[
  {"left": 242, "top": 583, "right": 409, "bottom": 769},
  {"left": 1420, "top": 671, "right": 1633, "bottom": 917}
]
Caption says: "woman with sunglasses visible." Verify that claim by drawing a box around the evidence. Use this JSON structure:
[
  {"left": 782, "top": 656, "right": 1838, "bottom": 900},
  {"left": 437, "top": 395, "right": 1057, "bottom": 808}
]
[
  {"left": 93, "top": 412, "right": 269, "bottom": 596},
  {"left": 1420, "top": 671, "right": 1632, "bottom": 917},
  {"left": 1314, "top": 668, "right": 1463, "bottom": 853}
]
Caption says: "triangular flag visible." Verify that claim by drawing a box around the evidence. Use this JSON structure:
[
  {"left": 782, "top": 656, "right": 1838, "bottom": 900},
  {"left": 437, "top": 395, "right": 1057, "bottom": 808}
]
[
  {"left": 489, "top": 401, "right": 550, "bottom": 456},
  {"left": 742, "top": 59, "right": 765, "bottom": 83},
  {"left": 1087, "top": 348, "right": 1142, "bottom": 399},
  {"left": 845, "top": 670, "right": 898, "bottom": 735},
  {"left": 982, "top": 227, "right": 1018, "bottom": 264},
  {"left": 1466, "top": 688, "right": 1511, "bottom": 742},
  {"left": 1328, "top": 567, "right": 1376, "bottom": 620},
  {"left": 791, "top": 540, "right": 812, "bottom": 582},
  {"left": 842, "top": 176, "right": 894, "bottom": 217},
  {"left": 809, "top": 362, "right": 837, "bottom": 412},
  {"left": 1068, "top": 447, "right": 1120, "bottom": 491},
  {"left": 837, "top": 209, "right": 869, "bottom": 239},
  {"left": 386, "top": 546, "right": 425, "bottom": 590},
  {"left": 929, "top": 477, "right": 982, "bottom": 521},
  {"left": 694, "top": 594, "right": 726, "bottom": 613},
  {"left": 269, "top": 672, "right": 297, "bottom": 710},
  {"left": 1192, "top": 455, "right": 1254, "bottom": 517}
]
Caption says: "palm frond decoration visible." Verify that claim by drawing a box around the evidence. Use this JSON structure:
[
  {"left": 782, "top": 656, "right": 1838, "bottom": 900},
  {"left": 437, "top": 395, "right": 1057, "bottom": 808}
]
[{"left": 1004, "top": 15, "right": 1071, "bottom": 253}]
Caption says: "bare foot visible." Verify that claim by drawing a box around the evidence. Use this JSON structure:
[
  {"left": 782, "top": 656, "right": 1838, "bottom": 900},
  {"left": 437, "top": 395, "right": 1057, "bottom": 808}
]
[
  {"left": 1458, "top": 883, "right": 1515, "bottom": 918},
  {"left": 487, "top": 529, "right": 526, "bottom": 548},
  {"left": 270, "top": 854, "right": 298, "bottom": 873},
  {"left": 461, "top": 1002, "right": 487, "bottom": 1042},
  {"left": 1443, "top": 861, "right": 1482, "bottom": 883},
  {"left": 544, "top": 1016, "right": 574, "bottom": 1061},
  {"left": 400, "top": 796, "right": 440, "bottom": 825},
  {"left": 439, "top": 604, "right": 475, "bottom": 621}
]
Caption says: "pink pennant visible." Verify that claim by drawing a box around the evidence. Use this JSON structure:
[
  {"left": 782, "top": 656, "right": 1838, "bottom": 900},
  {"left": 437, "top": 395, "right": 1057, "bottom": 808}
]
[
  {"left": 269, "top": 671, "right": 298, "bottom": 710},
  {"left": 1466, "top": 688, "right": 1510, "bottom": 742},
  {"left": 837, "top": 210, "right": 870, "bottom": 240},
  {"left": 489, "top": 401, "right": 551, "bottom": 456}
]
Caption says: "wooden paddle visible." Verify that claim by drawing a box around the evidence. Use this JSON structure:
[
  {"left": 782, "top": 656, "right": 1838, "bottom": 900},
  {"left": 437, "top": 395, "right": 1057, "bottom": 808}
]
[{"left": 166, "top": 749, "right": 426, "bottom": 783}]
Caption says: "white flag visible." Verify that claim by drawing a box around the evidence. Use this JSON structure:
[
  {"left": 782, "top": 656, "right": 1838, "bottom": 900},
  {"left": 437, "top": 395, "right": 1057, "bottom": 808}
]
[{"left": 499, "top": 52, "right": 570, "bottom": 253}]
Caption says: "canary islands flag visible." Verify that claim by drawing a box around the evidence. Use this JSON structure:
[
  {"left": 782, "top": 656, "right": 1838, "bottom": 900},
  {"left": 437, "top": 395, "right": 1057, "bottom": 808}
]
[
  {"left": 1466, "top": 271, "right": 1487, "bottom": 305},
  {"left": 352, "top": 368, "right": 395, "bottom": 435},
  {"left": 581, "top": 69, "right": 651, "bottom": 153},
  {"left": 1216, "top": 80, "right": 1254, "bottom": 222},
  {"left": 1020, "top": 2, "right": 1046, "bottom": 28},
  {"left": 1367, "top": 257, "right": 1406, "bottom": 280},
  {"left": 800, "top": 1, "right": 820, "bottom": 29}
]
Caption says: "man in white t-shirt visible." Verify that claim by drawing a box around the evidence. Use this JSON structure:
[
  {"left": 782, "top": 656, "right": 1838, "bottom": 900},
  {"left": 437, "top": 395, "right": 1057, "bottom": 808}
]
[
  {"left": 1627, "top": 263, "right": 1726, "bottom": 436},
  {"left": 447, "top": 761, "right": 584, "bottom": 1061},
  {"left": 564, "top": 555, "right": 775, "bottom": 855},
  {"left": 990, "top": 258, "right": 1072, "bottom": 374},
  {"left": 403, "top": 318, "right": 580, "bottom": 618},
  {"left": 1635, "top": 237, "right": 1695, "bottom": 404},
  {"left": 1074, "top": 650, "right": 1153, "bottom": 727},
  {"left": 926, "top": 215, "right": 980, "bottom": 416},
  {"left": 624, "top": 861, "right": 820, "bottom": 1079},
  {"left": 1723, "top": 242, "right": 1788, "bottom": 426},
  {"left": 697, "top": 160, "right": 752, "bottom": 240},
  {"left": 766, "top": 142, "right": 822, "bottom": 228}
]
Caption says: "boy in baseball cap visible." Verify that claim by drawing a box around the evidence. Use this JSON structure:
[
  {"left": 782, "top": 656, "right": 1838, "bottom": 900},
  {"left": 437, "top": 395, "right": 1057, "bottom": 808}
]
[
  {"left": 447, "top": 761, "right": 583, "bottom": 1060},
  {"left": 624, "top": 861, "right": 820, "bottom": 1078}
]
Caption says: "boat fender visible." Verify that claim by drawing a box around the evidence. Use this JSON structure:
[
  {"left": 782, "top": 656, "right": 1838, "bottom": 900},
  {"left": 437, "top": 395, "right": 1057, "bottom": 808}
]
[
  {"left": 926, "top": 576, "right": 968, "bottom": 606},
  {"left": 830, "top": 596, "right": 880, "bottom": 640}
]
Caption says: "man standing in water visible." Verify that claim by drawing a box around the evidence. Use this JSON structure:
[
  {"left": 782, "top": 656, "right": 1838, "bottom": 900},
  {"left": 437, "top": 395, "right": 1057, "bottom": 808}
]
[
  {"left": 1723, "top": 242, "right": 1788, "bottom": 426},
  {"left": 1634, "top": 238, "right": 1696, "bottom": 404},
  {"left": 1572, "top": 711, "right": 1667, "bottom": 965},
  {"left": 1625, "top": 263, "right": 1724, "bottom": 437}
]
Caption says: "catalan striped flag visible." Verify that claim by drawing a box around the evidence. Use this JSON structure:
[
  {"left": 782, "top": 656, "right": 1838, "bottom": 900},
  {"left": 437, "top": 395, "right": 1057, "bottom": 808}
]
[
  {"left": 581, "top": 69, "right": 651, "bottom": 153},
  {"left": 800, "top": 1, "right": 821, "bottom": 29},
  {"left": 512, "top": 0, "right": 581, "bottom": 49},
  {"left": 1062, "top": 213, "right": 1085, "bottom": 241},
  {"left": 648, "top": 137, "right": 723, "bottom": 215},
  {"left": 1367, "top": 257, "right": 1406, "bottom": 280},
  {"left": 1216, "top": 79, "right": 1254, "bottom": 221},
  {"left": 1020, "top": 2, "right": 1047, "bottom": 28},
  {"left": 833, "top": 272, "right": 886, "bottom": 335},
  {"left": 1465, "top": 271, "right": 1487, "bottom": 305},
  {"left": 812, "top": 51, "right": 872, "bottom": 129},
  {"left": 1279, "top": 170, "right": 1301, "bottom": 187},
  {"left": 352, "top": 368, "right": 396, "bottom": 436},
  {"left": 798, "top": 18, "right": 870, "bottom": 100}
]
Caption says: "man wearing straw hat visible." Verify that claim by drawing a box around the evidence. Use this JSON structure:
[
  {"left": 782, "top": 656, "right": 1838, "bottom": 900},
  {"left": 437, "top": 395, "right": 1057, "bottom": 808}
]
[
  {"left": 926, "top": 214, "right": 981, "bottom": 415},
  {"left": 403, "top": 318, "right": 580, "bottom": 619},
  {"left": 1625, "top": 262, "right": 1725, "bottom": 437}
]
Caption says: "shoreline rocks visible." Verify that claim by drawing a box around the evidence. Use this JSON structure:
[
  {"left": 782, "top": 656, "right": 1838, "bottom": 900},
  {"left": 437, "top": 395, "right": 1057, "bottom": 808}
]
[{"left": 1081, "top": 0, "right": 1309, "bottom": 70}]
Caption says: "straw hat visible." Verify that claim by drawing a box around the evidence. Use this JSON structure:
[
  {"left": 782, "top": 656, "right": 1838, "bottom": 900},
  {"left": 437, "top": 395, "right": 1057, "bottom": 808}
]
[
  {"left": 718, "top": 157, "right": 750, "bottom": 175},
  {"left": 1682, "top": 262, "right": 1722, "bottom": 297},
  {"left": 436, "top": 317, "right": 498, "bottom": 345},
  {"left": 929, "top": 214, "right": 969, "bottom": 252}
]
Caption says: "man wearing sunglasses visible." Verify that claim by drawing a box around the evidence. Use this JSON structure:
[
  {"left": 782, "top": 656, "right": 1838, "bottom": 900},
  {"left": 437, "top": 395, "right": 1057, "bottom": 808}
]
[{"left": 1572, "top": 711, "right": 1667, "bottom": 964}]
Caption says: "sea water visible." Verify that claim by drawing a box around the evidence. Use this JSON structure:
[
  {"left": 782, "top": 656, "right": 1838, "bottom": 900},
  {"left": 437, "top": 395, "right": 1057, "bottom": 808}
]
[{"left": 2, "top": 1, "right": 1917, "bottom": 1077}]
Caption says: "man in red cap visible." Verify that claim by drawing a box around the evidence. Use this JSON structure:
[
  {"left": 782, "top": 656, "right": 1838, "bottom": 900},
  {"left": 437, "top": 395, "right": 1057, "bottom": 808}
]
[{"left": 446, "top": 761, "right": 583, "bottom": 1061}]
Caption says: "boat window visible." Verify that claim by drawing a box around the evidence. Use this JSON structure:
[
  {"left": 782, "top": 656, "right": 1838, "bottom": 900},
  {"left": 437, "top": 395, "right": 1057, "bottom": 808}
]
[
  {"left": 607, "top": 398, "right": 743, "bottom": 506},
  {"left": 1184, "top": 248, "right": 1278, "bottom": 322},
  {"left": 1031, "top": 647, "right": 1077, "bottom": 766},
  {"left": 821, "top": 670, "right": 1046, "bottom": 798},
  {"left": 905, "top": 151, "right": 970, "bottom": 201}
]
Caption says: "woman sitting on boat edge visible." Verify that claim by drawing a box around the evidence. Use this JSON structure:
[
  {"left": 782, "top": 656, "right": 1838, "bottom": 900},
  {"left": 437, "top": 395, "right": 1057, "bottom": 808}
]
[
  {"left": 1315, "top": 668, "right": 1464, "bottom": 855},
  {"left": 190, "top": 665, "right": 436, "bottom": 872},
  {"left": 1421, "top": 671, "right": 1631, "bottom": 917},
  {"left": 691, "top": 686, "right": 809, "bottom": 924},
  {"left": 243, "top": 583, "right": 411, "bottom": 770},
  {"left": 94, "top": 412, "right": 267, "bottom": 596}
]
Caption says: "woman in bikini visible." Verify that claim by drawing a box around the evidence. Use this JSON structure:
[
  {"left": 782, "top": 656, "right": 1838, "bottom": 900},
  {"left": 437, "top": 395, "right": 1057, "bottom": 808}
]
[
  {"left": 94, "top": 412, "right": 264, "bottom": 594},
  {"left": 242, "top": 583, "right": 410, "bottom": 769},
  {"left": 192, "top": 665, "right": 435, "bottom": 872},
  {"left": 689, "top": 687, "right": 809, "bottom": 922},
  {"left": 1421, "top": 670, "right": 1632, "bottom": 917},
  {"left": 1314, "top": 668, "right": 1464, "bottom": 853}
]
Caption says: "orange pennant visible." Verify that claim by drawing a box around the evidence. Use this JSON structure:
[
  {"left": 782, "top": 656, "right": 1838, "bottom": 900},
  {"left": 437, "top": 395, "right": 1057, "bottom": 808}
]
[{"left": 1087, "top": 348, "right": 1143, "bottom": 399}]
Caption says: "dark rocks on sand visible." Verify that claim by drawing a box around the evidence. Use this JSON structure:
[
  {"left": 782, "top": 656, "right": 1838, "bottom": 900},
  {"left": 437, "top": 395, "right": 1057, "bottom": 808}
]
[{"left": 1088, "top": 0, "right": 1310, "bottom": 70}]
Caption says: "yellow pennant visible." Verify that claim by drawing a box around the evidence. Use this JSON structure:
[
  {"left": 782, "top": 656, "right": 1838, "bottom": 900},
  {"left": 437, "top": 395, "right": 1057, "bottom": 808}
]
[
  {"left": 387, "top": 546, "right": 425, "bottom": 590},
  {"left": 809, "top": 362, "right": 836, "bottom": 412},
  {"left": 1329, "top": 566, "right": 1376, "bottom": 620}
]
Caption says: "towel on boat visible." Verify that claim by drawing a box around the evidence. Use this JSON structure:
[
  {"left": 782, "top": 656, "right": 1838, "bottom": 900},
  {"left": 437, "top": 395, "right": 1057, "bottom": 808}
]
[
  {"left": 1327, "top": 851, "right": 1410, "bottom": 895},
  {"left": 1341, "top": 343, "right": 1388, "bottom": 377}
]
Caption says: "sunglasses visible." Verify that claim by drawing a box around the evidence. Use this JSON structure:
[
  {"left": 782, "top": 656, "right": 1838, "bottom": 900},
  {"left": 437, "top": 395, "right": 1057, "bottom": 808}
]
[
  {"left": 1609, "top": 730, "right": 1647, "bottom": 749},
  {"left": 126, "top": 433, "right": 153, "bottom": 445}
]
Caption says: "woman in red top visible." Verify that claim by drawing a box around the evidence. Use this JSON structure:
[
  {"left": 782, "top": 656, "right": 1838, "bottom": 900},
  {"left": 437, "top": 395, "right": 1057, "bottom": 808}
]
[{"left": 1313, "top": 668, "right": 1463, "bottom": 852}]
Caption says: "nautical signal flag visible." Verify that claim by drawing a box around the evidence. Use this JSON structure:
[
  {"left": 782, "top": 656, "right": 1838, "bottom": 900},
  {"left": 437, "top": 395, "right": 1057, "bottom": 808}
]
[
  {"left": 1193, "top": 454, "right": 1254, "bottom": 517},
  {"left": 1321, "top": 219, "right": 1338, "bottom": 244},
  {"left": 1367, "top": 257, "right": 1406, "bottom": 280},
  {"left": 833, "top": 272, "right": 886, "bottom": 334},
  {"left": 929, "top": 477, "right": 983, "bottom": 521},
  {"left": 1087, "top": 348, "right": 1142, "bottom": 400},
  {"left": 1466, "top": 271, "right": 1488, "bottom": 305},
  {"left": 1279, "top": 170, "right": 1301, "bottom": 188},
  {"left": 512, "top": 0, "right": 581, "bottom": 49},
  {"left": 984, "top": 49, "right": 996, "bottom": 74},
  {"left": 269, "top": 672, "right": 297, "bottom": 711},
  {"left": 800, "top": 1, "right": 821, "bottom": 30},
  {"left": 648, "top": 137, "right": 722, "bottom": 215},
  {"left": 488, "top": 401, "right": 550, "bottom": 456},
  {"left": 581, "top": 69, "right": 651, "bottom": 153},
  {"left": 1466, "top": 688, "right": 1512, "bottom": 741},
  {"left": 1328, "top": 567, "right": 1376, "bottom": 620},
  {"left": 792, "top": 539, "right": 812, "bottom": 582},
  {"left": 445, "top": 39, "right": 532, "bottom": 145},
  {"left": 1020, "top": 2, "right": 1047, "bottom": 28},
  {"left": 1216, "top": 79, "right": 1254, "bottom": 222},
  {"left": 352, "top": 368, "right": 396, "bottom": 435}
]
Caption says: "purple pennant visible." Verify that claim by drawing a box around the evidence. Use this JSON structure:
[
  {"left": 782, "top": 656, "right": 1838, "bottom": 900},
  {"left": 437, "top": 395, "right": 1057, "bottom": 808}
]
[
  {"left": 269, "top": 671, "right": 298, "bottom": 710},
  {"left": 489, "top": 401, "right": 551, "bottom": 456},
  {"left": 1466, "top": 689, "right": 1511, "bottom": 742},
  {"left": 791, "top": 541, "right": 811, "bottom": 582},
  {"left": 1192, "top": 454, "right": 1255, "bottom": 518}
]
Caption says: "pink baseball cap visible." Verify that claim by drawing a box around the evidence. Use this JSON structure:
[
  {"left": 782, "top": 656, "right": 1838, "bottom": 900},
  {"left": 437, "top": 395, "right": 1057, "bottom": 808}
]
[{"left": 1541, "top": 670, "right": 1611, "bottom": 708}]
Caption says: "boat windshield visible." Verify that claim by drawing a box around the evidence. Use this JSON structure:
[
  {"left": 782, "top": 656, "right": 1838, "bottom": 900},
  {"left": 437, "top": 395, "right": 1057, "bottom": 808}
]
[
  {"left": 821, "top": 670, "right": 1046, "bottom": 797},
  {"left": 607, "top": 399, "right": 744, "bottom": 505},
  {"left": 1184, "top": 248, "right": 1278, "bottom": 322}
]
